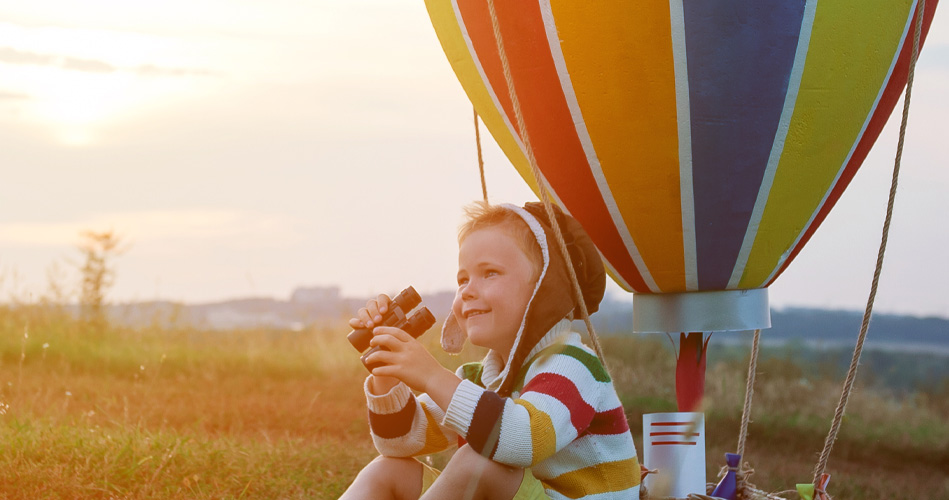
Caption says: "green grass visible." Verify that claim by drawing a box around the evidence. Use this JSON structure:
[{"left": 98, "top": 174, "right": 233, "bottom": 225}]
[
  {"left": 1, "top": 305, "right": 947, "bottom": 499},
  {"left": 601, "top": 335, "right": 949, "bottom": 499},
  {"left": 0, "top": 420, "right": 371, "bottom": 499}
]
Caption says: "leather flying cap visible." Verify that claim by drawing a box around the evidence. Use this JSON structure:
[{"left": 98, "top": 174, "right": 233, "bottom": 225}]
[{"left": 521, "top": 202, "right": 606, "bottom": 316}]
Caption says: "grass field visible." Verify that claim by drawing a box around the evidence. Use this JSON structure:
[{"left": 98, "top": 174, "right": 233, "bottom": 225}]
[{"left": 1, "top": 305, "right": 947, "bottom": 499}]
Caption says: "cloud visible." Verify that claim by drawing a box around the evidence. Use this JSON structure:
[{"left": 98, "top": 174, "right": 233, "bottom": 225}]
[
  {"left": 0, "top": 47, "right": 114, "bottom": 72},
  {"left": 0, "top": 90, "right": 30, "bottom": 100},
  {"left": 134, "top": 64, "right": 220, "bottom": 78},
  {"left": 0, "top": 47, "right": 56, "bottom": 66},
  {"left": 60, "top": 56, "right": 116, "bottom": 73},
  {"left": 0, "top": 47, "right": 53, "bottom": 65},
  {"left": 0, "top": 46, "right": 215, "bottom": 77},
  {"left": 0, "top": 210, "right": 300, "bottom": 247}
]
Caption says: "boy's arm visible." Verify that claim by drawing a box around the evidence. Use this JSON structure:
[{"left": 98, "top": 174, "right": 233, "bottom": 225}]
[
  {"left": 352, "top": 294, "right": 460, "bottom": 456},
  {"left": 367, "top": 373, "right": 401, "bottom": 395},
  {"left": 364, "top": 377, "right": 457, "bottom": 457},
  {"left": 365, "top": 325, "right": 460, "bottom": 407},
  {"left": 420, "top": 368, "right": 462, "bottom": 413}
]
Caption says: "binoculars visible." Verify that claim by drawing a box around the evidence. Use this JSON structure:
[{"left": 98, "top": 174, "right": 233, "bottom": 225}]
[{"left": 347, "top": 286, "right": 436, "bottom": 371}]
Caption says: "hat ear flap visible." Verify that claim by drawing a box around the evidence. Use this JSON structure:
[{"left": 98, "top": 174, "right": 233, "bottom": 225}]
[{"left": 440, "top": 312, "right": 466, "bottom": 354}]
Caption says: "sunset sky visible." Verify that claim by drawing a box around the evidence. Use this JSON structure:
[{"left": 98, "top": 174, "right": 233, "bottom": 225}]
[{"left": 2, "top": 1, "right": 947, "bottom": 319}]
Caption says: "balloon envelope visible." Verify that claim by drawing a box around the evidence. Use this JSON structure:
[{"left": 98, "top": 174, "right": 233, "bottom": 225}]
[{"left": 425, "top": 0, "right": 938, "bottom": 297}]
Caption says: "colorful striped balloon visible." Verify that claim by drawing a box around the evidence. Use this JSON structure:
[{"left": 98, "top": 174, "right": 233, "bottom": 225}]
[{"left": 425, "top": 0, "right": 938, "bottom": 311}]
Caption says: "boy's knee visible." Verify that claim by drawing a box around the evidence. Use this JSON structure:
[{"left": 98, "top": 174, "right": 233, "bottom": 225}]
[
  {"left": 440, "top": 446, "right": 525, "bottom": 498},
  {"left": 451, "top": 445, "right": 523, "bottom": 478},
  {"left": 451, "top": 445, "right": 489, "bottom": 465},
  {"left": 366, "top": 455, "right": 421, "bottom": 473},
  {"left": 359, "top": 455, "right": 423, "bottom": 487},
  {"left": 342, "top": 455, "right": 423, "bottom": 500}
]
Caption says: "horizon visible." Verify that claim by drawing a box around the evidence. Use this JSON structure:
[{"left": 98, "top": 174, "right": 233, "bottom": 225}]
[{"left": 11, "top": 282, "right": 949, "bottom": 322}]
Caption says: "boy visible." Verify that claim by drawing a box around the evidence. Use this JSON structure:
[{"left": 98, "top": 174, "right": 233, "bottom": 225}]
[{"left": 340, "top": 202, "right": 640, "bottom": 500}]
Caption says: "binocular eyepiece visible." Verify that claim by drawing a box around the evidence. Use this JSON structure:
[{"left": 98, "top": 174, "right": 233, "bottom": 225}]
[{"left": 347, "top": 286, "right": 436, "bottom": 371}]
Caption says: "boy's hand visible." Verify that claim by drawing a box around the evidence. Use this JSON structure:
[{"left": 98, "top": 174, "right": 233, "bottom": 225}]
[
  {"left": 365, "top": 326, "right": 461, "bottom": 412},
  {"left": 348, "top": 294, "right": 393, "bottom": 330},
  {"left": 349, "top": 295, "right": 400, "bottom": 393}
]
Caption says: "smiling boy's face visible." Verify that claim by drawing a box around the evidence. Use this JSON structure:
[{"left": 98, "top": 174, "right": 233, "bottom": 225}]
[{"left": 452, "top": 224, "right": 538, "bottom": 357}]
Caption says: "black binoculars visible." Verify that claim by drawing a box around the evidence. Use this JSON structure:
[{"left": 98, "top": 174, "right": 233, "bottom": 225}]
[{"left": 347, "top": 286, "right": 436, "bottom": 371}]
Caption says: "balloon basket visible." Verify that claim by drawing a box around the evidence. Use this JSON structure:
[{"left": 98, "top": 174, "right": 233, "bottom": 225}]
[
  {"left": 640, "top": 414, "right": 791, "bottom": 500},
  {"left": 640, "top": 489, "right": 788, "bottom": 500},
  {"left": 640, "top": 475, "right": 790, "bottom": 500}
]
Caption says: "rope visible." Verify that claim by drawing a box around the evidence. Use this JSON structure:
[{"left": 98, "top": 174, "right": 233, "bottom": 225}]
[
  {"left": 737, "top": 329, "right": 761, "bottom": 459},
  {"left": 484, "top": 0, "right": 607, "bottom": 364},
  {"left": 812, "top": 0, "right": 926, "bottom": 485},
  {"left": 474, "top": 108, "right": 488, "bottom": 203}
]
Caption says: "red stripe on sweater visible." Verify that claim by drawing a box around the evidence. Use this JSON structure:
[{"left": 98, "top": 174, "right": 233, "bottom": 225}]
[
  {"left": 522, "top": 372, "right": 595, "bottom": 435},
  {"left": 580, "top": 405, "right": 630, "bottom": 437}
]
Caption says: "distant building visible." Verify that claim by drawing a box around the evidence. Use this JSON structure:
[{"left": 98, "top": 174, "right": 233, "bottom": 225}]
[{"left": 290, "top": 286, "right": 341, "bottom": 304}]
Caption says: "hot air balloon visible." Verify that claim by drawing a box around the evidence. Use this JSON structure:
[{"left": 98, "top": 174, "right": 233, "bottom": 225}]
[
  {"left": 424, "top": 0, "right": 937, "bottom": 311},
  {"left": 423, "top": 0, "right": 939, "bottom": 383},
  {"left": 424, "top": 0, "right": 939, "bottom": 495}
]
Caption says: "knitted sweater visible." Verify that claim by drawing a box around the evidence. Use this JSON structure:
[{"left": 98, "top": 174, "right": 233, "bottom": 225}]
[{"left": 364, "top": 320, "right": 641, "bottom": 499}]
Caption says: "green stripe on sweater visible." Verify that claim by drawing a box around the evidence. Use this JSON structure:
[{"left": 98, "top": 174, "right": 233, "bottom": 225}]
[
  {"left": 514, "top": 343, "right": 610, "bottom": 390},
  {"left": 459, "top": 362, "right": 485, "bottom": 386},
  {"left": 560, "top": 345, "right": 610, "bottom": 382}
]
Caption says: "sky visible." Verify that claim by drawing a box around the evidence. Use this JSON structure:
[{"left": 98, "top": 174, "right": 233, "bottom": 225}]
[{"left": 1, "top": 1, "right": 947, "bottom": 320}]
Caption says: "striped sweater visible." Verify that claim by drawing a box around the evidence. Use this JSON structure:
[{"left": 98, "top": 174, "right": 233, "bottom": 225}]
[{"left": 364, "top": 320, "right": 641, "bottom": 499}]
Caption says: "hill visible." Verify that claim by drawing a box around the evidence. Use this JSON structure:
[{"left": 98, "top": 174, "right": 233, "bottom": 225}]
[
  {"left": 106, "top": 286, "right": 949, "bottom": 352},
  {"left": 98, "top": 286, "right": 949, "bottom": 396}
]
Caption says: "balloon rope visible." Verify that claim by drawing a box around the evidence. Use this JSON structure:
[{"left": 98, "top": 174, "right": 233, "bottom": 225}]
[
  {"left": 812, "top": 0, "right": 926, "bottom": 485},
  {"left": 474, "top": 108, "right": 488, "bottom": 203},
  {"left": 737, "top": 329, "right": 761, "bottom": 459},
  {"left": 484, "top": 0, "right": 607, "bottom": 365}
]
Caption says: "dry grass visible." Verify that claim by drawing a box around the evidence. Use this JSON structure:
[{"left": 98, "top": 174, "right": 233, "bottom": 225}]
[
  {"left": 0, "top": 306, "right": 947, "bottom": 499},
  {"left": 0, "top": 305, "right": 485, "bottom": 499}
]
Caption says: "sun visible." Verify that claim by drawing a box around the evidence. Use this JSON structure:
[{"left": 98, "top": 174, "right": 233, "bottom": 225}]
[
  {"left": 0, "top": 22, "right": 202, "bottom": 147},
  {"left": 23, "top": 69, "right": 135, "bottom": 146}
]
